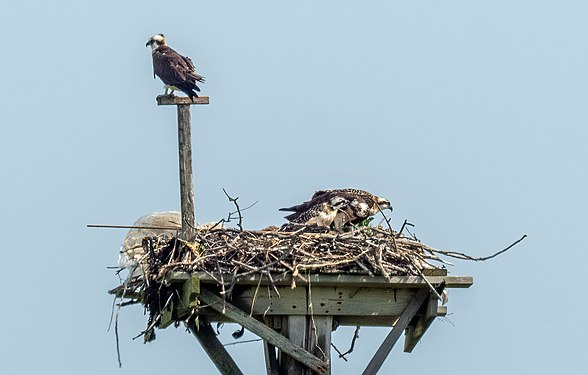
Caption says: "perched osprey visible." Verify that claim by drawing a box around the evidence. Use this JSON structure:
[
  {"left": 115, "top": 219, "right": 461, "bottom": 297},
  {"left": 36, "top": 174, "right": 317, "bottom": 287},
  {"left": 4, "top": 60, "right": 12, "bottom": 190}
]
[
  {"left": 146, "top": 34, "right": 205, "bottom": 101},
  {"left": 280, "top": 189, "right": 392, "bottom": 232}
]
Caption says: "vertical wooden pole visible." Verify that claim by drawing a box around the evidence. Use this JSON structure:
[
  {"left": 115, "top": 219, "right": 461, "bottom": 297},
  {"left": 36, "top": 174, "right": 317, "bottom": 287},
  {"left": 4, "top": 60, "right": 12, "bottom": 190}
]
[
  {"left": 307, "top": 316, "right": 332, "bottom": 375},
  {"left": 280, "top": 316, "right": 308, "bottom": 375},
  {"left": 176, "top": 104, "right": 196, "bottom": 240},
  {"left": 263, "top": 341, "right": 280, "bottom": 375},
  {"left": 159, "top": 96, "right": 244, "bottom": 374}
]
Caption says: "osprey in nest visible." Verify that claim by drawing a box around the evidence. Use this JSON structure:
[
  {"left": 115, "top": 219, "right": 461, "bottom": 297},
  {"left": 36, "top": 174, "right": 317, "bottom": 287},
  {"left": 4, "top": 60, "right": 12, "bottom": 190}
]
[
  {"left": 146, "top": 34, "right": 205, "bottom": 101},
  {"left": 280, "top": 189, "right": 392, "bottom": 232}
]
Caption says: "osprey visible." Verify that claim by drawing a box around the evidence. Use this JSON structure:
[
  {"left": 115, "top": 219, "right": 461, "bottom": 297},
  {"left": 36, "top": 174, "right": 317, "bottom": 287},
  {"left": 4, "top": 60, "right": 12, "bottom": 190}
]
[
  {"left": 283, "top": 195, "right": 349, "bottom": 230},
  {"left": 280, "top": 188, "right": 392, "bottom": 232},
  {"left": 146, "top": 34, "right": 205, "bottom": 101}
]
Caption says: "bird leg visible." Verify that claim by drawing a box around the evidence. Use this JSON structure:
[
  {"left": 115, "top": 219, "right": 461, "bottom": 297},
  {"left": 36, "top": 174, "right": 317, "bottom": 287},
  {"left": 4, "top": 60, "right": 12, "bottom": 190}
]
[{"left": 163, "top": 86, "right": 176, "bottom": 97}]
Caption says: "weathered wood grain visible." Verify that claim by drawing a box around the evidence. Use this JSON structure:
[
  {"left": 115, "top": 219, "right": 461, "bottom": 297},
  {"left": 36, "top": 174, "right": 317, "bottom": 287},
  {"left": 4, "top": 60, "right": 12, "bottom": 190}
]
[
  {"left": 156, "top": 95, "right": 210, "bottom": 105},
  {"left": 307, "top": 316, "right": 332, "bottom": 375},
  {"left": 167, "top": 271, "right": 473, "bottom": 289},
  {"left": 176, "top": 104, "right": 196, "bottom": 240},
  {"left": 309, "top": 286, "right": 416, "bottom": 317},
  {"left": 232, "top": 285, "right": 307, "bottom": 315},
  {"left": 280, "top": 316, "right": 308, "bottom": 375}
]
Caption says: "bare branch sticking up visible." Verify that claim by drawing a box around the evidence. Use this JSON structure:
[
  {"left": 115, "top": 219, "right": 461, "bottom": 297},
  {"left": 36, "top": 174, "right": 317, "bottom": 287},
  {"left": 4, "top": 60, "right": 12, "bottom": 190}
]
[{"left": 221, "top": 188, "right": 258, "bottom": 232}]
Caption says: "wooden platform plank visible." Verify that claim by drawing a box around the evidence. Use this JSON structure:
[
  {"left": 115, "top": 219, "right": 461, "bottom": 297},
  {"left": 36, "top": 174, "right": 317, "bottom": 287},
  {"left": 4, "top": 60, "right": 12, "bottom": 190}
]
[
  {"left": 167, "top": 272, "right": 473, "bottom": 289},
  {"left": 309, "top": 286, "right": 416, "bottom": 316},
  {"left": 232, "top": 285, "right": 308, "bottom": 315},
  {"left": 231, "top": 285, "right": 418, "bottom": 317}
]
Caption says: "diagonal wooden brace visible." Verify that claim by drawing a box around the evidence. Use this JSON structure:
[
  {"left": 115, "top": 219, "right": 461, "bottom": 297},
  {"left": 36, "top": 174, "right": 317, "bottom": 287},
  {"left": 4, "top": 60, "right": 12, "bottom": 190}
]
[
  {"left": 189, "top": 321, "right": 244, "bottom": 375},
  {"left": 198, "top": 287, "right": 329, "bottom": 375},
  {"left": 362, "top": 287, "right": 431, "bottom": 375}
]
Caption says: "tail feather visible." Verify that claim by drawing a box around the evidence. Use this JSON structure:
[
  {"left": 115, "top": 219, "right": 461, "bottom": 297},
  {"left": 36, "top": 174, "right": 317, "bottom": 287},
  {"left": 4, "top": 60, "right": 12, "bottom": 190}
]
[{"left": 284, "top": 212, "right": 302, "bottom": 222}]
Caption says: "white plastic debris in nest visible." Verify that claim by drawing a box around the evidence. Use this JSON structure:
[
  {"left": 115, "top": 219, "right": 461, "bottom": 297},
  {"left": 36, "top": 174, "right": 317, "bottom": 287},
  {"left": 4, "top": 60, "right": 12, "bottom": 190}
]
[{"left": 118, "top": 211, "right": 181, "bottom": 278}]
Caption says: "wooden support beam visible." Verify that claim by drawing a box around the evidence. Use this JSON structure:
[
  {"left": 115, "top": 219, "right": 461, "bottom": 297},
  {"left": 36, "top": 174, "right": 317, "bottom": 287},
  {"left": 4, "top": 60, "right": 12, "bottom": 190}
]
[
  {"left": 177, "top": 276, "right": 200, "bottom": 317},
  {"left": 189, "top": 321, "right": 244, "bottom": 375},
  {"left": 198, "top": 287, "right": 328, "bottom": 375},
  {"left": 403, "top": 292, "right": 440, "bottom": 353},
  {"left": 263, "top": 341, "right": 280, "bottom": 375},
  {"left": 307, "top": 316, "right": 332, "bottom": 375},
  {"left": 280, "top": 316, "right": 308, "bottom": 375},
  {"left": 362, "top": 288, "right": 430, "bottom": 375}
]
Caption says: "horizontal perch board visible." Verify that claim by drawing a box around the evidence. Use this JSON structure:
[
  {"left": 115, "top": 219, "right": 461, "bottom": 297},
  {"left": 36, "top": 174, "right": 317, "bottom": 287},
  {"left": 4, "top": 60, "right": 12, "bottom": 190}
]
[{"left": 156, "top": 95, "right": 209, "bottom": 105}]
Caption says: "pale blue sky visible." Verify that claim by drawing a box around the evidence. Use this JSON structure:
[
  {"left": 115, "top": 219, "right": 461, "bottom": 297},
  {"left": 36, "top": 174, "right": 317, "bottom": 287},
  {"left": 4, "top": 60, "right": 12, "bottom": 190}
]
[{"left": 1, "top": 1, "right": 587, "bottom": 374}]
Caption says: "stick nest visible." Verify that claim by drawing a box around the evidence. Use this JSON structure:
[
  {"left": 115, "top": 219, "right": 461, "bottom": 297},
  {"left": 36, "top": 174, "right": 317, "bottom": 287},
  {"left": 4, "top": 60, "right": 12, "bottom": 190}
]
[{"left": 121, "top": 226, "right": 450, "bottom": 290}]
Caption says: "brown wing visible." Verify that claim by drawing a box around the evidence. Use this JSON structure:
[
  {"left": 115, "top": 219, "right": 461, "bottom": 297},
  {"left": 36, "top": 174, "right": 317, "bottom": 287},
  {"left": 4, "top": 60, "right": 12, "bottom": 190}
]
[
  {"left": 152, "top": 46, "right": 197, "bottom": 86},
  {"left": 312, "top": 189, "right": 373, "bottom": 199},
  {"left": 279, "top": 192, "right": 332, "bottom": 213},
  {"left": 181, "top": 55, "right": 205, "bottom": 83}
]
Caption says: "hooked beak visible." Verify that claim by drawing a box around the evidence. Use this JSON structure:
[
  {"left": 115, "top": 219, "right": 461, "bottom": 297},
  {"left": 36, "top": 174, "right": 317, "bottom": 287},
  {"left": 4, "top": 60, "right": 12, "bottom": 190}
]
[
  {"left": 381, "top": 204, "right": 393, "bottom": 212},
  {"left": 145, "top": 41, "right": 150, "bottom": 47}
]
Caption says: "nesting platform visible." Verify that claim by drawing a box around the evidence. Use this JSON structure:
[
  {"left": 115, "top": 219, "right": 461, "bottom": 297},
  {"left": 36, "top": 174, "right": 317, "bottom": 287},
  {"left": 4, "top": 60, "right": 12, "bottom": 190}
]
[{"left": 110, "top": 227, "right": 473, "bottom": 375}]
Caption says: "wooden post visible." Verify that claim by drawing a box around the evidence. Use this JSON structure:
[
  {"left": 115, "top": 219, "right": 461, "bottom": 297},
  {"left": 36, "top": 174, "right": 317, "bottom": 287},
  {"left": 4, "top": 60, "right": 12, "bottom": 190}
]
[
  {"left": 307, "top": 316, "right": 332, "bottom": 375},
  {"left": 176, "top": 103, "right": 196, "bottom": 240},
  {"left": 157, "top": 95, "right": 246, "bottom": 375},
  {"left": 263, "top": 341, "right": 280, "bottom": 375},
  {"left": 280, "top": 316, "right": 308, "bottom": 375},
  {"left": 156, "top": 95, "right": 209, "bottom": 240}
]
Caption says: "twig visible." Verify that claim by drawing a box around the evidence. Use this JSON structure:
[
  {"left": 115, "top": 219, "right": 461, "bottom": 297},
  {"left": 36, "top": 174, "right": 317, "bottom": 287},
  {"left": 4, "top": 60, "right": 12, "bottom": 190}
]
[
  {"left": 434, "top": 235, "right": 527, "bottom": 261},
  {"left": 223, "top": 338, "right": 263, "bottom": 347},
  {"left": 397, "top": 219, "right": 414, "bottom": 238},
  {"left": 87, "top": 224, "right": 180, "bottom": 230},
  {"left": 332, "top": 326, "right": 361, "bottom": 361},
  {"left": 220, "top": 188, "right": 258, "bottom": 232}
]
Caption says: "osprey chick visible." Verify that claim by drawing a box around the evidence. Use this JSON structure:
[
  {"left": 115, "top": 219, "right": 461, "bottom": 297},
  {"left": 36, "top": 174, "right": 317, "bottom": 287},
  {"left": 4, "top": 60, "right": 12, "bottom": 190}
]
[
  {"left": 146, "top": 34, "right": 205, "bottom": 101},
  {"left": 281, "top": 188, "right": 392, "bottom": 232},
  {"left": 286, "top": 196, "right": 349, "bottom": 229}
]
